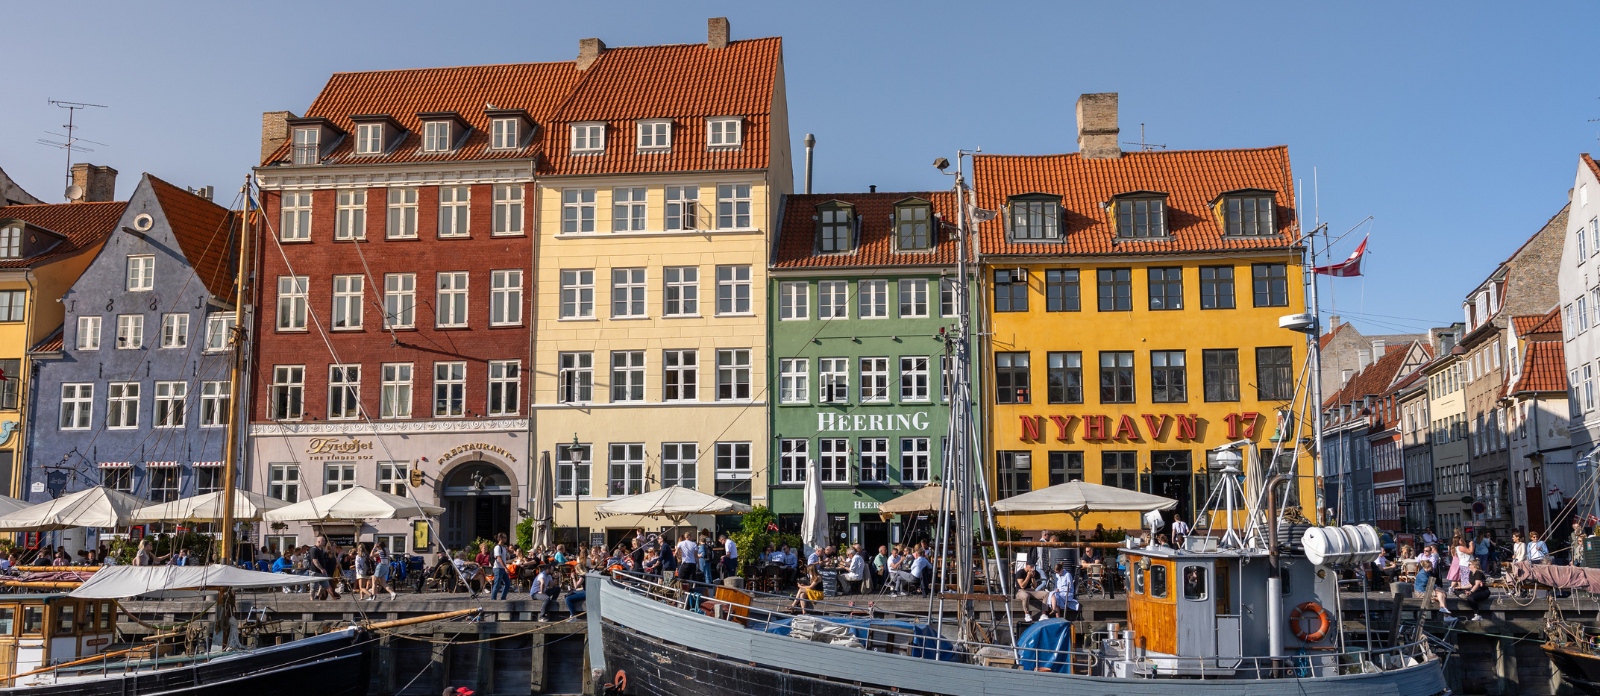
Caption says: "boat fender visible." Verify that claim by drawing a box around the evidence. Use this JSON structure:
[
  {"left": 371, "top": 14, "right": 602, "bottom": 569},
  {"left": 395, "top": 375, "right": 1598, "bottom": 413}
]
[{"left": 1289, "top": 602, "right": 1331, "bottom": 642}]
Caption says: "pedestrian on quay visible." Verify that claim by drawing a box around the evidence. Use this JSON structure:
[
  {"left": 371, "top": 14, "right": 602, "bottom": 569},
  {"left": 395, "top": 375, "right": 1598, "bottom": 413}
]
[
  {"left": 490, "top": 533, "right": 512, "bottom": 601},
  {"left": 371, "top": 544, "right": 397, "bottom": 600}
]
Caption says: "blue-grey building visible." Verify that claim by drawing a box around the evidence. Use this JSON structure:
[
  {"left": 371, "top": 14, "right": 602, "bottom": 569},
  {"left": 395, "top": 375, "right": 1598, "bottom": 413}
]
[{"left": 27, "top": 174, "right": 240, "bottom": 518}]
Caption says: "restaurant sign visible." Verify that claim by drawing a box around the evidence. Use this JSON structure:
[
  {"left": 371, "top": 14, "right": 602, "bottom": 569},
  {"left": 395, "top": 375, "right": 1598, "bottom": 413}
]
[
  {"left": 1017, "top": 412, "right": 1261, "bottom": 443},
  {"left": 305, "top": 438, "right": 375, "bottom": 461},
  {"left": 440, "top": 442, "right": 520, "bottom": 465}
]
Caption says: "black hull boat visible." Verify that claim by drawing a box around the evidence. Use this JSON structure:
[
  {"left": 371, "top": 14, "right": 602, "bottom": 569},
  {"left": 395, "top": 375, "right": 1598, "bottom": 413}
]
[
  {"left": 1, "top": 627, "right": 372, "bottom": 696},
  {"left": 1546, "top": 644, "right": 1600, "bottom": 696},
  {"left": 602, "top": 621, "right": 861, "bottom": 696}
]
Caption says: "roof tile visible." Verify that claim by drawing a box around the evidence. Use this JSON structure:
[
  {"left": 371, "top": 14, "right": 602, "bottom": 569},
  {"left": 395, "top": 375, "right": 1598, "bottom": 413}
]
[
  {"left": 773, "top": 192, "right": 964, "bottom": 269},
  {"left": 146, "top": 175, "right": 241, "bottom": 300},
  {"left": 0, "top": 201, "right": 125, "bottom": 268},
  {"left": 1511, "top": 341, "right": 1568, "bottom": 393}
]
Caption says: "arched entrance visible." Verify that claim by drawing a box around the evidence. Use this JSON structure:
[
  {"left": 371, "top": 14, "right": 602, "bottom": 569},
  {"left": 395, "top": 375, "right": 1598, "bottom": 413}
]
[{"left": 440, "top": 462, "right": 513, "bottom": 550}]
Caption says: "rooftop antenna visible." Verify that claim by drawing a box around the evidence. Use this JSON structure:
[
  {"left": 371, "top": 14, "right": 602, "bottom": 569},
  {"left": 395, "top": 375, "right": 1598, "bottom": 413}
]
[
  {"left": 35, "top": 99, "right": 107, "bottom": 201},
  {"left": 1121, "top": 123, "right": 1166, "bottom": 152}
]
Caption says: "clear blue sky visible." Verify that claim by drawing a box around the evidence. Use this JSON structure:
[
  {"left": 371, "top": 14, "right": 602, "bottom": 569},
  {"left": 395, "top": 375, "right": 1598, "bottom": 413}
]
[{"left": 1, "top": 1, "right": 1593, "bottom": 336}]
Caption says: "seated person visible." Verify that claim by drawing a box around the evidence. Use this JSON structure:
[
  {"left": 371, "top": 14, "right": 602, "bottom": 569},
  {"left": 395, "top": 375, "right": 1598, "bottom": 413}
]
[
  {"left": 843, "top": 549, "right": 867, "bottom": 594},
  {"left": 780, "top": 545, "right": 798, "bottom": 586},
  {"left": 789, "top": 569, "right": 824, "bottom": 614},
  {"left": 1013, "top": 561, "right": 1049, "bottom": 621},
  {"left": 1047, "top": 561, "right": 1078, "bottom": 618}
]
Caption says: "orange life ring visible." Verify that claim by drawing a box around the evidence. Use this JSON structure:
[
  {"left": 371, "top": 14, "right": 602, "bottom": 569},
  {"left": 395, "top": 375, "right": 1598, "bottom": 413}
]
[
  {"left": 613, "top": 670, "right": 627, "bottom": 693},
  {"left": 1289, "top": 601, "right": 1331, "bottom": 642}
]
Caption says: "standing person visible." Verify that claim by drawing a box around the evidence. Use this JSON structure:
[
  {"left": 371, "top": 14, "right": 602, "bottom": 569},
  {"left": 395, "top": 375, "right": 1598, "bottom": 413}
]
[
  {"left": 1422, "top": 527, "right": 1438, "bottom": 549},
  {"left": 1474, "top": 531, "right": 1493, "bottom": 573},
  {"left": 1169, "top": 514, "right": 1190, "bottom": 547},
  {"left": 720, "top": 533, "right": 738, "bottom": 581},
  {"left": 697, "top": 531, "right": 714, "bottom": 584},
  {"left": 134, "top": 540, "right": 158, "bottom": 567},
  {"left": 490, "top": 533, "right": 512, "bottom": 601},
  {"left": 353, "top": 543, "right": 372, "bottom": 600},
  {"left": 371, "top": 545, "right": 396, "bottom": 600},
  {"left": 308, "top": 536, "right": 338, "bottom": 600},
  {"left": 674, "top": 532, "right": 700, "bottom": 586},
  {"left": 1448, "top": 535, "right": 1471, "bottom": 585},
  {"left": 529, "top": 564, "right": 556, "bottom": 622}
]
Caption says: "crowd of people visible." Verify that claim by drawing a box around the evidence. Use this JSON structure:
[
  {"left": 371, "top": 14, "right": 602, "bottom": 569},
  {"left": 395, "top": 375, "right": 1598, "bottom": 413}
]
[{"left": 1366, "top": 526, "right": 1563, "bottom": 622}]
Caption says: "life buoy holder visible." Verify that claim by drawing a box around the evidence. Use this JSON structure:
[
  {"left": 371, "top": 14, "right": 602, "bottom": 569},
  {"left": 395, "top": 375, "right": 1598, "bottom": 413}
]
[
  {"left": 613, "top": 670, "right": 627, "bottom": 693},
  {"left": 1289, "top": 601, "right": 1331, "bottom": 642}
]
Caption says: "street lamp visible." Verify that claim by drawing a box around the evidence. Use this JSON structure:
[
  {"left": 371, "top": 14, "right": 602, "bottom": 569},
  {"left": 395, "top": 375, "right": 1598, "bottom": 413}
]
[{"left": 571, "top": 433, "right": 583, "bottom": 550}]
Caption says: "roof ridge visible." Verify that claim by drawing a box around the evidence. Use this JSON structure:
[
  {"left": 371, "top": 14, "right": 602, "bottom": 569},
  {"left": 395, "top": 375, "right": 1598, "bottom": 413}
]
[
  {"left": 323, "top": 37, "right": 784, "bottom": 78},
  {"left": 0, "top": 200, "right": 125, "bottom": 210},
  {"left": 974, "top": 145, "right": 1289, "bottom": 160}
]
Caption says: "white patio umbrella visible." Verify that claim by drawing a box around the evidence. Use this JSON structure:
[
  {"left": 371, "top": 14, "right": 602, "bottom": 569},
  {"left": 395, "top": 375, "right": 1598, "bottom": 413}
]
[
  {"left": 262, "top": 486, "right": 444, "bottom": 523},
  {"left": 593, "top": 486, "right": 750, "bottom": 526},
  {"left": 0, "top": 486, "right": 149, "bottom": 531},
  {"left": 878, "top": 483, "right": 981, "bottom": 516},
  {"left": 800, "top": 458, "right": 828, "bottom": 553},
  {"left": 0, "top": 494, "right": 33, "bottom": 517},
  {"left": 531, "top": 452, "right": 555, "bottom": 548},
  {"left": 130, "top": 490, "right": 291, "bottom": 523},
  {"left": 993, "top": 480, "right": 1177, "bottom": 542}
]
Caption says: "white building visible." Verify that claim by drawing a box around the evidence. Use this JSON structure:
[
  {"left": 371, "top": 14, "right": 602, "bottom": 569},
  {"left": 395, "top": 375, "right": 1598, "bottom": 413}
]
[{"left": 1558, "top": 155, "right": 1600, "bottom": 486}]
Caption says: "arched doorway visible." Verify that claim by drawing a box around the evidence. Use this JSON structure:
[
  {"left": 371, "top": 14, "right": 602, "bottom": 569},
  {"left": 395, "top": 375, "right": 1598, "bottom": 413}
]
[{"left": 440, "top": 462, "right": 513, "bottom": 550}]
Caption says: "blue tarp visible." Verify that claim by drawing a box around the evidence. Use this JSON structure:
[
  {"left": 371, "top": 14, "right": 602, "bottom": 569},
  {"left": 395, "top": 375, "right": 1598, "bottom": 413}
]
[
  {"left": 1016, "top": 618, "right": 1073, "bottom": 672},
  {"left": 758, "top": 616, "right": 959, "bottom": 661}
]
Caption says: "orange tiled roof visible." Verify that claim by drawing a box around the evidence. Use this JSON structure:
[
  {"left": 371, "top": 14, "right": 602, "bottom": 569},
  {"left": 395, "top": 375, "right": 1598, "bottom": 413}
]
[
  {"left": 1524, "top": 307, "right": 1562, "bottom": 338},
  {"left": 1511, "top": 314, "right": 1546, "bottom": 335},
  {"left": 973, "top": 147, "right": 1297, "bottom": 257},
  {"left": 1318, "top": 321, "right": 1346, "bottom": 350},
  {"left": 30, "top": 326, "right": 62, "bottom": 353},
  {"left": 1511, "top": 341, "right": 1568, "bottom": 393},
  {"left": 773, "top": 192, "right": 965, "bottom": 269},
  {"left": 1323, "top": 342, "right": 1416, "bottom": 411},
  {"left": 0, "top": 200, "right": 124, "bottom": 268},
  {"left": 262, "top": 38, "right": 781, "bottom": 177},
  {"left": 1585, "top": 153, "right": 1600, "bottom": 183},
  {"left": 147, "top": 175, "right": 240, "bottom": 300}
]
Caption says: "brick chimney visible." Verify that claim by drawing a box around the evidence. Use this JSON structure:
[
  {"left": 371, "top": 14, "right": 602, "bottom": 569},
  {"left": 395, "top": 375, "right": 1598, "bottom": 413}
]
[
  {"left": 261, "top": 111, "right": 298, "bottom": 164},
  {"left": 1327, "top": 315, "right": 1341, "bottom": 335},
  {"left": 577, "top": 38, "right": 607, "bottom": 71},
  {"left": 69, "top": 164, "right": 117, "bottom": 203},
  {"left": 708, "top": 17, "right": 730, "bottom": 49},
  {"left": 1076, "top": 93, "right": 1122, "bottom": 160}
]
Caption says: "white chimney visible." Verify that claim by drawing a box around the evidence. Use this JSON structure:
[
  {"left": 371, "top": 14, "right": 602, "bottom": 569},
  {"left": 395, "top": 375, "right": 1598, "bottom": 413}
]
[
  {"left": 1371, "top": 339, "right": 1387, "bottom": 356},
  {"left": 1357, "top": 349, "right": 1372, "bottom": 371}
]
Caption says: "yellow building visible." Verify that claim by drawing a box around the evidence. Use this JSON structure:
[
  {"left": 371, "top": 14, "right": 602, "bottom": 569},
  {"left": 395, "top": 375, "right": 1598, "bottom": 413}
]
[
  {"left": 530, "top": 23, "right": 791, "bottom": 548},
  {"left": 972, "top": 94, "right": 1315, "bottom": 534}
]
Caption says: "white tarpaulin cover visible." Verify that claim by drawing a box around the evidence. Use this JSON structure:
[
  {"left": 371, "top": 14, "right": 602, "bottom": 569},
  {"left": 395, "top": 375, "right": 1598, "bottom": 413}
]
[
  {"left": 0, "top": 486, "right": 149, "bottom": 531},
  {"left": 69, "top": 564, "right": 329, "bottom": 599},
  {"left": 262, "top": 486, "right": 444, "bottom": 522},
  {"left": 593, "top": 486, "right": 750, "bottom": 520},
  {"left": 992, "top": 480, "right": 1178, "bottom": 513},
  {"left": 0, "top": 495, "right": 32, "bottom": 517},
  {"left": 877, "top": 484, "right": 983, "bottom": 515},
  {"left": 131, "top": 490, "right": 291, "bottom": 523},
  {"left": 801, "top": 459, "right": 827, "bottom": 551}
]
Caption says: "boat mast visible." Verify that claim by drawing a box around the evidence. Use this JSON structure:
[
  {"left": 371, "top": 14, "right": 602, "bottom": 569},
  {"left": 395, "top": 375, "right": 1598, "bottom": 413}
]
[
  {"left": 221, "top": 176, "right": 254, "bottom": 558},
  {"left": 1307, "top": 221, "right": 1326, "bottom": 525}
]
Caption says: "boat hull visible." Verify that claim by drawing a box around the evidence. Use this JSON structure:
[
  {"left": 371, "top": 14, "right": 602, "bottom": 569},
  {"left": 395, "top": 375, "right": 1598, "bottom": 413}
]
[{"left": 1545, "top": 644, "right": 1600, "bottom": 696}]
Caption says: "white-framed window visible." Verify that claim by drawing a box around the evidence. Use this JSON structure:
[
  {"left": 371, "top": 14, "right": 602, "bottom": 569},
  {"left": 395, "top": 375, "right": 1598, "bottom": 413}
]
[
  {"left": 490, "top": 270, "right": 522, "bottom": 326},
  {"left": 0, "top": 226, "right": 18, "bottom": 258},
  {"left": 779, "top": 281, "right": 808, "bottom": 320},
  {"left": 940, "top": 277, "right": 959, "bottom": 317},
  {"left": 493, "top": 184, "right": 523, "bottom": 235},
  {"left": 434, "top": 362, "right": 465, "bottom": 417},
  {"left": 76, "top": 315, "right": 101, "bottom": 351},
  {"left": 377, "top": 463, "right": 406, "bottom": 496},
  {"left": 716, "top": 184, "right": 751, "bottom": 229},
  {"left": 638, "top": 120, "right": 671, "bottom": 151},
  {"left": 664, "top": 267, "right": 698, "bottom": 316},
  {"left": 154, "top": 381, "right": 186, "bottom": 427},
  {"left": 59, "top": 384, "right": 92, "bottom": 430},
  {"left": 1586, "top": 364, "right": 1595, "bottom": 411},
  {"left": 268, "top": 464, "right": 300, "bottom": 502},
  {"left": 336, "top": 189, "right": 366, "bottom": 240},
  {"left": 901, "top": 356, "right": 929, "bottom": 401},
  {"left": 423, "top": 121, "right": 452, "bottom": 152},
  {"left": 488, "top": 360, "right": 520, "bottom": 416},
  {"left": 819, "top": 357, "right": 848, "bottom": 403},
  {"left": 291, "top": 126, "right": 319, "bottom": 165},
  {"left": 860, "top": 357, "right": 889, "bottom": 402},
  {"left": 280, "top": 192, "right": 311, "bottom": 241},
  {"left": 609, "top": 350, "right": 645, "bottom": 402},
  {"left": 381, "top": 363, "right": 412, "bottom": 419},
  {"left": 328, "top": 364, "right": 361, "bottom": 420},
  {"left": 271, "top": 365, "right": 304, "bottom": 420},
  {"left": 571, "top": 123, "right": 605, "bottom": 153},
  {"left": 1584, "top": 295, "right": 1593, "bottom": 333},
  {"left": 707, "top": 118, "right": 742, "bottom": 148},
  {"left": 558, "top": 352, "right": 592, "bottom": 404},
  {"left": 716, "top": 265, "right": 751, "bottom": 314},
  {"left": 901, "top": 437, "right": 930, "bottom": 483},
  {"left": 562, "top": 189, "right": 596, "bottom": 233},
  {"left": 609, "top": 444, "right": 645, "bottom": 497},
  {"left": 819, "top": 438, "right": 849, "bottom": 483},
  {"left": 716, "top": 442, "right": 751, "bottom": 476},
  {"left": 200, "top": 381, "right": 228, "bottom": 427},
  {"left": 127, "top": 255, "right": 154, "bottom": 291},
  {"left": 116, "top": 314, "right": 143, "bottom": 349},
  {"left": 664, "top": 349, "right": 697, "bottom": 401},
  {"left": 556, "top": 444, "right": 591, "bottom": 497},
  {"left": 276, "top": 276, "right": 308, "bottom": 331},
  {"left": 324, "top": 463, "right": 356, "bottom": 494},
  {"left": 386, "top": 187, "right": 418, "bottom": 239},
  {"left": 384, "top": 273, "right": 416, "bottom": 329},
  {"left": 0, "top": 291, "right": 24, "bottom": 323},
  {"left": 561, "top": 269, "right": 594, "bottom": 318},
  {"left": 436, "top": 272, "right": 468, "bottom": 327},
  {"left": 666, "top": 186, "right": 698, "bottom": 230},
  {"left": 611, "top": 268, "right": 646, "bottom": 317},
  {"left": 205, "top": 313, "right": 234, "bottom": 352},
  {"left": 661, "top": 443, "right": 697, "bottom": 489},
  {"left": 860, "top": 438, "right": 890, "bottom": 483},
  {"left": 613, "top": 187, "right": 646, "bottom": 231},
  {"left": 898, "top": 279, "right": 928, "bottom": 318},
  {"left": 491, "top": 118, "right": 520, "bottom": 149},
  {"left": 107, "top": 382, "right": 139, "bottom": 428},
  {"left": 356, "top": 123, "right": 384, "bottom": 154},
  {"left": 717, "top": 349, "right": 750, "bottom": 400},
  {"left": 160, "top": 313, "right": 188, "bottom": 349},
  {"left": 779, "top": 358, "right": 808, "bottom": 403},
  {"left": 819, "top": 280, "right": 848, "bottom": 319},
  {"left": 332, "top": 275, "right": 362, "bottom": 330},
  {"left": 859, "top": 279, "right": 888, "bottom": 318},
  {"left": 438, "top": 186, "right": 469, "bottom": 237},
  {"left": 779, "top": 439, "right": 808, "bottom": 483}
]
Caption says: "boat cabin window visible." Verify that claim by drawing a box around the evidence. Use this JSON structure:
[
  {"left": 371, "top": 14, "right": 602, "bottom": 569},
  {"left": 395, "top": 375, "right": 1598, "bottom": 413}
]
[
  {"left": 21, "top": 606, "right": 43, "bottom": 635},
  {"left": 80, "top": 602, "right": 95, "bottom": 631},
  {"left": 1182, "top": 565, "right": 1206, "bottom": 600},
  {"left": 1149, "top": 565, "right": 1168, "bottom": 598},
  {"left": 1279, "top": 567, "right": 1292, "bottom": 596},
  {"left": 1216, "top": 564, "right": 1232, "bottom": 614},
  {"left": 0, "top": 607, "right": 15, "bottom": 636},
  {"left": 56, "top": 603, "right": 74, "bottom": 634},
  {"left": 100, "top": 602, "right": 113, "bottom": 630},
  {"left": 1133, "top": 565, "right": 1145, "bottom": 594}
]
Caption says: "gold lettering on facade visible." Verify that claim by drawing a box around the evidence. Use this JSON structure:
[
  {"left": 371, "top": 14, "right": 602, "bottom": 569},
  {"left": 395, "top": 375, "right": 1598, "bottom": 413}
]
[{"left": 439, "top": 442, "right": 519, "bottom": 465}]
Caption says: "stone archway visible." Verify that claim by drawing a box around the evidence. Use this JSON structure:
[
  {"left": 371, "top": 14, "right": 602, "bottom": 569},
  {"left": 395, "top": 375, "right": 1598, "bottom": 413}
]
[{"left": 437, "top": 457, "right": 517, "bottom": 550}]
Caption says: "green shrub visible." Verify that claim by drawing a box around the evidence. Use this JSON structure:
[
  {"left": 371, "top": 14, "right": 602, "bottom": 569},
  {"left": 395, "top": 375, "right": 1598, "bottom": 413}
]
[{"left": 729, "top": 506, "right": 801, "bottom": 577}]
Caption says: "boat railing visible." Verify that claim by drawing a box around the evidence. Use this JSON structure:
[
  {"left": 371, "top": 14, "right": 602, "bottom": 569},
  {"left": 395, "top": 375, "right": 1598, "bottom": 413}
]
[{"left": 1126, "top": 637, "right": 1437, "bottom": 679}]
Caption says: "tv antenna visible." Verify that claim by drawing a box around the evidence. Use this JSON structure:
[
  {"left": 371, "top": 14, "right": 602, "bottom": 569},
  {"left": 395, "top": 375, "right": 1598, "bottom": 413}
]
[
  {"left": 1121, "top": 123, "right": 1166, "bottom": 152},
  {"left": 35, "top": 99, "right": 107, "bottom": 202}
]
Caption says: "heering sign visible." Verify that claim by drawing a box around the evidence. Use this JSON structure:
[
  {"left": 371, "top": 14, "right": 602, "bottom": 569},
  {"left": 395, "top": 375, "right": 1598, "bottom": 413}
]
[
  {"left": 817, "top": 412, "right": 930, "bottom": 433},
  {"left": 306, "top": 438, "right": 375, "bottom": 461}
]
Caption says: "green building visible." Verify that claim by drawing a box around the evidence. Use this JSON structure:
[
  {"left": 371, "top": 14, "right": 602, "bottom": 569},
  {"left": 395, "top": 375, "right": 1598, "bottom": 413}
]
[{"left": 767, "top": 191, "right": 978, "bottom": 553}]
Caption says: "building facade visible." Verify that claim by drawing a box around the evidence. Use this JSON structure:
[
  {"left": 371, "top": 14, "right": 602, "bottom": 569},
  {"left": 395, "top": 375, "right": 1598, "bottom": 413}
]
[
  {"left": 1559, "top": 155, "right": 1600, "bottom": 487},
  {"left": 1321, "top": 341, "right": 1431, "bottom": 527},
  {"left": 1398, "top": 375, "right": 1432, "bottom": 532},
  {"left": 1506, "top": 309, "right": 1572, "bottom": 534},
  {"left": 1426, "top": 350, "right": 1469, "bottom": 537},
  {"left": 975, "top": 93, "right": 1316, "bottom": 533},
  {"left": 766, "top": 191, "right": 974, "bottom": 553}
]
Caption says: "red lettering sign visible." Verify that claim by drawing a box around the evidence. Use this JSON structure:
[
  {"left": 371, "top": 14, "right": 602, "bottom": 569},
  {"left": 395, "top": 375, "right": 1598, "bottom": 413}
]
[
  {"left": 1049, "top": 415, "right": 1077, "bottom": 442},
  {"left": 1115, "top": 415, "right": 1141, "bottom": 440},
  {"left": 1019, "top": 415, "right": 1043, "bottom": 441},
  {"left": 1083, "top": 414, "right": 1110, "bottom": 440},
  {"left": 1224, "top": 413, "right": 1242, "bottom": 439},
  {"left": 1014, "top": 413, "right": 1207, "bottom": 441},
  {"left": 1173, "top": 414, "right": 1199, "bottom": 440},
  {"left": 1141, "top": 413, "right": 1170, "bottom": 440},
  {"left": 1240, "top": 412, "right": 1261, "bottom": 439}
]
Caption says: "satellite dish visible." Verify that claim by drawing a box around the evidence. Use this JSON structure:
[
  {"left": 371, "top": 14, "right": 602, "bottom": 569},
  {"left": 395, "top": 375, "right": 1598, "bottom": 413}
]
[{"left": 65, "top": 184, "right": 84, "bottom": 201}]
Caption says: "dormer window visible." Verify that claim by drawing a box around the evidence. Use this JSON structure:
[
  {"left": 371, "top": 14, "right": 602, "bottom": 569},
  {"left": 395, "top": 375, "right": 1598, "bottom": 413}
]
[
  {"left": 817, "top": 203, "right": 853, "bottom": 253},
  {"left": 572, "top": 123, "right": 605, "bottom": 153},
  {"left": 423, "top": 121, "right": 452, "bottom": 152},
  {"left": 356, "top": 123, "right": 384, "bottom": 155},
  {"left": 638, "top": 120, "right": 672, "bottom": 151},
  {"left": 707, "top": 118, "right": 741, "bottom": 148},
  {"left": 1007, "top": 193, "right": 1062, "bottom": 241},
  {"left": 895, "top": 199, "right": 933, "bottom": 251},
  {"left": 292, "top": 127, "right": 319, "bottom": 165},
  {"left": 491, "top": 118, "right": 519, "bottom": 149},
  {"left": 1216, "top": 189, "right": 1277, "bottom": 236},
  {"left": 1112, "top": 192, "right": 1168, "bottom": 239},
  {"left": 0, "top": 225, "right": 20, "bottom": 259}
]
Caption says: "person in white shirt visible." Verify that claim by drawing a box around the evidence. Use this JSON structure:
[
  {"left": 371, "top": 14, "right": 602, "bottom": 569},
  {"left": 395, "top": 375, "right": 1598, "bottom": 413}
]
[
  {"left": 1422, "top": 528, "right": 1438, "bottom": 548},
  {"left": 720, "top": 533, "right": 738, "bottom": 579},
  {"left": 675, "top": 535, "right": 701, "bottom": 584},
  {"left": 1169, "top": 514, "right": 1191, "bottom": 545},
  {"left": 843, "top": 549, "right": 867, "bottom": 594},
  {"left": 490, "top": 533, "right": 512, "bottom": 600},
  {"left": 1528, "top": 531, "right": 1550, "bottom": 564}
]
